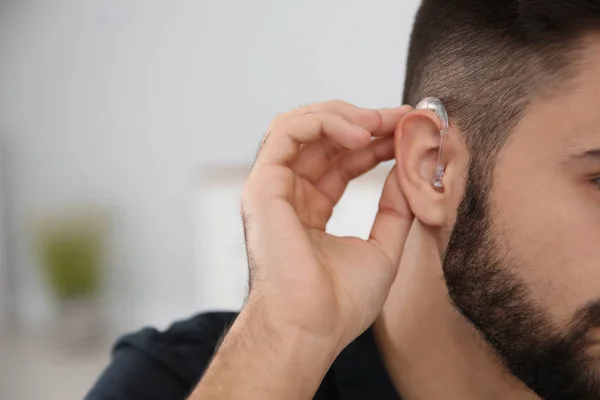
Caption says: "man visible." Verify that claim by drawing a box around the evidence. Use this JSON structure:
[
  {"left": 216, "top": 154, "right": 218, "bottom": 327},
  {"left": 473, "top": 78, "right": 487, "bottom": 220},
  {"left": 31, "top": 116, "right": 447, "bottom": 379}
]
[{"left": 87, "top": 0, "right": 600, "bottom": 399}]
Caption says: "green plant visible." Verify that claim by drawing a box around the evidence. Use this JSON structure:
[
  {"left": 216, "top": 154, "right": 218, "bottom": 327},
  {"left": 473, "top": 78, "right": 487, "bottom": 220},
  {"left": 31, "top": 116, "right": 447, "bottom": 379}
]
[{"left": 36, "top": 210, "right": 107, "bottom": 301}]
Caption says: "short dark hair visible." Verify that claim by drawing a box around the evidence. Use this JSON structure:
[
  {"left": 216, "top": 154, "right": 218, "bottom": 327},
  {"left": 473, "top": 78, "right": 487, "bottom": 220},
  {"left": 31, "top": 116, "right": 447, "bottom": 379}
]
[{"left": 403, "top": 0, "right": 600, "bottom": 168}]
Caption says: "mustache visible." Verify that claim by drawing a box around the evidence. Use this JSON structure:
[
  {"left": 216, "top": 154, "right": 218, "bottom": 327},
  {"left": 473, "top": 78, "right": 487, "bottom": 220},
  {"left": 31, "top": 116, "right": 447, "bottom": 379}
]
[
  {"left": 568, "top": 301, "right": 600, "bottom": 347},
  {"left": 574, "top": 302, "right": 600, "bottom": 328}
]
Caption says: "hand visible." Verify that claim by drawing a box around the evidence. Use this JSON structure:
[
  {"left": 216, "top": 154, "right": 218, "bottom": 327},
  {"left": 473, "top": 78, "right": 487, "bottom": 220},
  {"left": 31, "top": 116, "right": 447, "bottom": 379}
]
[
  {"left": 190, "top": 100, "right": 414, "bottom": 400},
  {"left": 241, "top": 100, "right": 414, "bottom": 352}
]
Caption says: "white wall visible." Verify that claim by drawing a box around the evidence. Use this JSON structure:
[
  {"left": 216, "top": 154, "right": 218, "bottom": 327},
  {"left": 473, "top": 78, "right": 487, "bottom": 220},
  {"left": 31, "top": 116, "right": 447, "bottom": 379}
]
[
  {"left": 0, "top": 135, "right": 6, "bottom": 334},
  {"left": 0, "top": 0, "right": 420, "bottom": 334}
]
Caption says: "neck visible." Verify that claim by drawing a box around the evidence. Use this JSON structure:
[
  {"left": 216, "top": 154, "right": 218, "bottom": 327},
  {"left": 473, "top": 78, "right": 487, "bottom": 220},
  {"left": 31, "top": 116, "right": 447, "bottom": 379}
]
[{"left": 373, "top": 221, "right": 538, "bottom": 400}]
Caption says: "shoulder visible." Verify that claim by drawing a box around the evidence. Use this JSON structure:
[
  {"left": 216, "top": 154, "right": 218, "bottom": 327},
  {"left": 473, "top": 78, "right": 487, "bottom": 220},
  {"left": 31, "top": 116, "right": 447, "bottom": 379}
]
[
  {"left": 116, "top": 311, "right": 238, "bottom": 380},
  {"left": 85, "top": 312, "right": 238, "bottom": 400},
  {"left": 117, "top": 311, "right": 238, "bottom": 358}
]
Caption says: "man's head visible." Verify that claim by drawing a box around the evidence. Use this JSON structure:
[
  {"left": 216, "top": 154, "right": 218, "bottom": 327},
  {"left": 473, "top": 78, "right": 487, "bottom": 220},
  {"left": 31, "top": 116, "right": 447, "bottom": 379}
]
[{"left": 395, "top": 0, "right": 600, "bottom": 398}]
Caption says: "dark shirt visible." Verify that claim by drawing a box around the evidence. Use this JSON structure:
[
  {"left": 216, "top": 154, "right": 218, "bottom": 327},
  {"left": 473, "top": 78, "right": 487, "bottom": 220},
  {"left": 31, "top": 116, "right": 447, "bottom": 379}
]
[{"left": 85, "top": 312, "right": 402, "bottom": 400}]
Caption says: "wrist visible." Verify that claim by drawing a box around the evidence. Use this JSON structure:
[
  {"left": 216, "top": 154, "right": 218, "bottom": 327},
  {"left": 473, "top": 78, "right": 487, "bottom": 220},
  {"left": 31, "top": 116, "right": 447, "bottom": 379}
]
[
  {"left": 234, "top": 303, "right": 342, "bottom": 367},
  {"left": 193, "top": 305, "right": 340, "bottom": 399}
]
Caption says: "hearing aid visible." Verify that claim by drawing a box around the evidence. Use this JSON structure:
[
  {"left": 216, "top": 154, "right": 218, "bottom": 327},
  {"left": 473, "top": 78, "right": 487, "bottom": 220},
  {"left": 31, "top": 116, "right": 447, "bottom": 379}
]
[{"left": 415, "top": 97, "right": 449, "bottom": 189}]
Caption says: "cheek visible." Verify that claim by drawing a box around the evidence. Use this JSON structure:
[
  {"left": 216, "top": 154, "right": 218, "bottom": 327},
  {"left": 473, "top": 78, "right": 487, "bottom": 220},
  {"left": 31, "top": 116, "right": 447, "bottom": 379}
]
[{"left": 493, "top": 165, "right": 600, "bottom": 325}]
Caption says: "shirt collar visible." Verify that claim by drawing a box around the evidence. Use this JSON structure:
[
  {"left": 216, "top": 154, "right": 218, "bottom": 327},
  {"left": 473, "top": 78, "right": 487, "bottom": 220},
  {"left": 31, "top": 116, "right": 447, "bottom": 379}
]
[{"left": 332, "top": 327, "right": 402, "bottom": 400}]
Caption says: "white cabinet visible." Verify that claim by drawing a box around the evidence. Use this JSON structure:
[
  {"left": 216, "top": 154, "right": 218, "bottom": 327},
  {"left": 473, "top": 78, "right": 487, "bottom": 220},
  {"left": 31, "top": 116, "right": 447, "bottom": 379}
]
[
  {"left": 192, "top": 164, "right": 391, "bottom": 312},
  {"left": 193, "top": 169, "right": 249, "bottom": 312}
]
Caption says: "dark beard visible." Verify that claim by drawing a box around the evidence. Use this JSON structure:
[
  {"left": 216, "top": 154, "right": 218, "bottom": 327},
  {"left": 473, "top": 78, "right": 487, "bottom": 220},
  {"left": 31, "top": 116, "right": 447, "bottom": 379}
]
[{"left": 443, "top": 174, "right": 600, "bottom": 400}]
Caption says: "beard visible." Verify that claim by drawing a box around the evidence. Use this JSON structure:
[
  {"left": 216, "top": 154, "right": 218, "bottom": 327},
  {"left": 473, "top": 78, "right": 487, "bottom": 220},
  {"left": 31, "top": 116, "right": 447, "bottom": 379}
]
[{"left": 443, "top": 173, "right": 600, "bottom": 400}]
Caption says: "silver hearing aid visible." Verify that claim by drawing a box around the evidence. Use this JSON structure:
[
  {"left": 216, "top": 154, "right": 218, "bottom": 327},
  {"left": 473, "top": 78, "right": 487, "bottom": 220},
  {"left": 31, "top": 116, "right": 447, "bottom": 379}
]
[{"left": 415, "top": 97, "right": 449, "bottom": 189}]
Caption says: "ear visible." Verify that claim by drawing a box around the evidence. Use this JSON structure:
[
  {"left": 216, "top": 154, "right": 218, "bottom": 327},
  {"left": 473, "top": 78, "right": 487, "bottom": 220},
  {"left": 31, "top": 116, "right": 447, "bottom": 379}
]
[{"left": 394, "top": 110, "right": 459, "bottom": 228}]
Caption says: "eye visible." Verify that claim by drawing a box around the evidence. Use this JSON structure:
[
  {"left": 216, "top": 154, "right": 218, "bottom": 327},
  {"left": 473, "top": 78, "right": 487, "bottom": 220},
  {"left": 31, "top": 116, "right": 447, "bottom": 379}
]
[{"left": 594, "top": 177, "right": 600, "bottom": 189}]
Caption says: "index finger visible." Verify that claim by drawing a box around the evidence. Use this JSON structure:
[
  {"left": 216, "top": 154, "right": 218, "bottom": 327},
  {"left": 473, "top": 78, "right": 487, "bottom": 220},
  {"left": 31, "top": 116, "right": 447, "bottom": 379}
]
[
  {"left": 371, "top": 105, "right": 413, "bottom": 137},
  {"left": 288, "top": 101, "right": 411, "bottom": 137}
]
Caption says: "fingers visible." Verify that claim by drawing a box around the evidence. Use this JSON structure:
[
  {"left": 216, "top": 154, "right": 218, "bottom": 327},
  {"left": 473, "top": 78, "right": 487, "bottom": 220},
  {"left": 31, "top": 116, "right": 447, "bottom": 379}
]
[
  {"left": 255, "top": 101, "right": 411, "bottom": 169},
  {"left": 368, "top": 167, "right": 414, "bottom": 268},
  {"left": 315, "top": 137, "right": 395, "bottom": 205},
  {"left": 288, "top": 105, "right": 411, "bottom": 182},
  {"left": 288, "top": 138, "right": 343, "bottom": 182},
  {"left": 255, "top": 112, "right": 371, "bottom": 167},
  {"left": 288, "top": 100, "right": 410, "bottom": 137},
  {"left": 286, "top": 100, "right": 380, "bottom": 132}
]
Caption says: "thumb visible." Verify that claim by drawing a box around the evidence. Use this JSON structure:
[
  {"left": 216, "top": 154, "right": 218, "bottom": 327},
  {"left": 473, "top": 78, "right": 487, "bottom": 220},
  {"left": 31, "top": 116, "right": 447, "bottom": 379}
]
[{"left": 368, "top": 166, "right": 414, "bottom": 268}]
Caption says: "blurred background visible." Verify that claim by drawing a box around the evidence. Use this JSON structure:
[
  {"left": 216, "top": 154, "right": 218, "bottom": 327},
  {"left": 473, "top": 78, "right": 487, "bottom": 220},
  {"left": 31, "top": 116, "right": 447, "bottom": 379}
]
[{"left": 0, "top": 0, "right": 420, "bottom": 398}]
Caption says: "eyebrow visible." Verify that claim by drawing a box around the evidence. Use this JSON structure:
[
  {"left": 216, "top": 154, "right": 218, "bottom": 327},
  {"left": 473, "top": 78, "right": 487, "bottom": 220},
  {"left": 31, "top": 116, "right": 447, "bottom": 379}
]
[
  {"left": 571, "top": 149, "right": 600, "bottom": 161},
  {"left": 560, "top": 148, "right": 600, "bottom": 170}
]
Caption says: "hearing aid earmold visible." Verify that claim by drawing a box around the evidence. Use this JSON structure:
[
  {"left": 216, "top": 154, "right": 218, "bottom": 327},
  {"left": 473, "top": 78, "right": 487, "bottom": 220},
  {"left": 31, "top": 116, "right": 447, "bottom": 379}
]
[{"left": 415, "top": 97, "right": 449, "bottom": 189}]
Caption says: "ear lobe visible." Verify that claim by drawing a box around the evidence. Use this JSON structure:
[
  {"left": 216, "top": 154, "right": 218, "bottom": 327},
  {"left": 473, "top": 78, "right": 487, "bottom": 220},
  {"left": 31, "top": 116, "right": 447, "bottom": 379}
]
[{"left": 395, "top": 110, "right": 447, "bottom": 227}]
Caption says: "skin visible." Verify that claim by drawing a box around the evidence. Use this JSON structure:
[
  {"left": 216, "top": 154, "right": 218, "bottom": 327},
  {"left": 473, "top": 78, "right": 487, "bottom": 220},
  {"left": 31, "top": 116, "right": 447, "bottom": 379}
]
[{"left": 189, "top": 34, "right": 600, "bottom": 400}]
